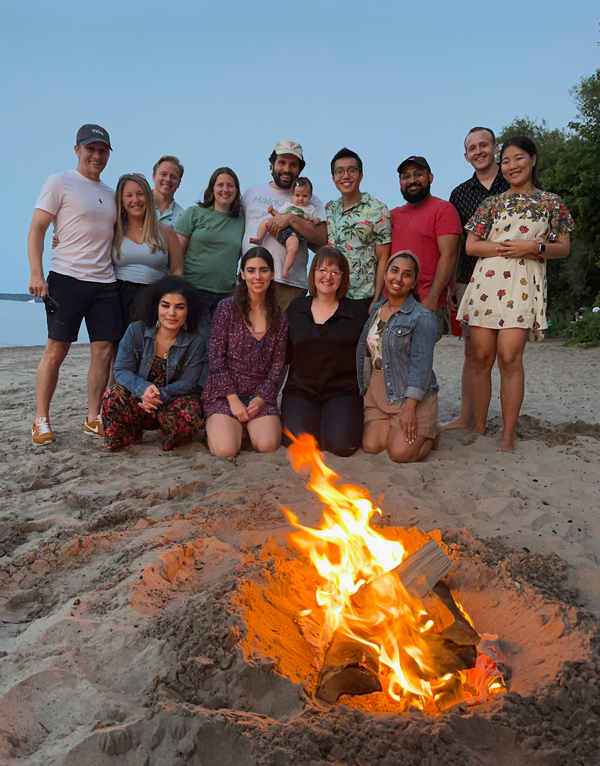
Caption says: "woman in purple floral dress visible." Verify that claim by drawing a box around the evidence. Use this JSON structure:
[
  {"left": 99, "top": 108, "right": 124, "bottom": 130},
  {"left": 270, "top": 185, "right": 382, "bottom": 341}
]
[
  {"left": 458, "top": 137, "right": 575, "bottom": 453},
  {"left": 202, "top": 247, "right": 288, "bottom": 457}
]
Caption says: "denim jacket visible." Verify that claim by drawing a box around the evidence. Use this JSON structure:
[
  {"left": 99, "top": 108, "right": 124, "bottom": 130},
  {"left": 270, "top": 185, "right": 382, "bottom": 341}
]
[
  {"left": 356, "top": 295, "right": 438, "bottom": 404},
  {"left": 113, "top": 321, "right": 206, "bottom": 404}
]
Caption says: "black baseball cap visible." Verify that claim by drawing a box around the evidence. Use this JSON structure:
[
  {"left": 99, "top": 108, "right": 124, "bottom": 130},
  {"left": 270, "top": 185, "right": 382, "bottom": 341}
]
[
  {"left": 397, "top": 155, "right": 431, "bottom": 174},
  {"left": 76, "top": 124, "right": 112, "bottom": 150}
]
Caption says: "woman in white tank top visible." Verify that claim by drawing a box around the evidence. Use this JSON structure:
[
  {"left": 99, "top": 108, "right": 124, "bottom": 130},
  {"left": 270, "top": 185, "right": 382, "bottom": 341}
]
[{"left": 112, "top": 174, "right": 183, "bottom": 335}]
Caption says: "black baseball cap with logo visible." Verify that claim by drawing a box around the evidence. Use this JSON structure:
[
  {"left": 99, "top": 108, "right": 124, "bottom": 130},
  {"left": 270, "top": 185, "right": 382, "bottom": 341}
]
[
  {"left": 76, "top": 124, "right": 112, "bottom": 150},
  {"left": 397, "top": 155, "right": 431, "bottom": 174}
]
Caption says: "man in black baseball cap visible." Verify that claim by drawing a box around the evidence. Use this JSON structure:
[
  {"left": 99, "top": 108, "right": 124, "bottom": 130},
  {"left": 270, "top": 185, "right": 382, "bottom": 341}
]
[
  {"left": 27, "top": 124, "right": 120, "bottom": 445},
  {"left": 75, "top": 124, "right": 112, "bottom": 150},
  {"left": 389, "top": 154, "right": 462, "bottom": 339},
  {"left": 396, "top": 155, "right": 431, "bottom": 175}
]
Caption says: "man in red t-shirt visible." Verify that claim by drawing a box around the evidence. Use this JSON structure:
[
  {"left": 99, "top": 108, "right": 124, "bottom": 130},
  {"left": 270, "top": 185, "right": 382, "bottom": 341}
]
[{"left": 390, "top": 156, "right": 461, "bottom": 339}]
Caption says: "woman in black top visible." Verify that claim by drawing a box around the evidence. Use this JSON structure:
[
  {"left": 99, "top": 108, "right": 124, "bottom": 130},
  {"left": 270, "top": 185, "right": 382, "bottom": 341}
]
[{"left": 281, "top": 246, "right": 366, "bottom": 456}]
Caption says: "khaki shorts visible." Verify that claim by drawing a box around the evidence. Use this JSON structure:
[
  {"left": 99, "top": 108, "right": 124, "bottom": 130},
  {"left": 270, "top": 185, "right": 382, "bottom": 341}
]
[
  {"left": 364, "top": 370, "right": 438, "bottom": 439},
  {"left": 455, "top": 282, "right": 471, "bottom": 338},
  {"left": 274, "top": 282, "right": 307, "bottom": 310}
]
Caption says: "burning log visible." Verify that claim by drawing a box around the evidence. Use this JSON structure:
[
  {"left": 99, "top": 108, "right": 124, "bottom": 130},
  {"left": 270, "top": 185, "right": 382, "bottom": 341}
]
[
  {"left": 350, "top": 540, "right": 453, "bottom": 613},
  {"left": 422, "top": 582, "right": 480, "bottom": 646},
  {"left": 316, "top": 541, "right": 456, "bottom": 704},
  {"left": 315, "top": 631, "right": 382, "bottom": 704}
]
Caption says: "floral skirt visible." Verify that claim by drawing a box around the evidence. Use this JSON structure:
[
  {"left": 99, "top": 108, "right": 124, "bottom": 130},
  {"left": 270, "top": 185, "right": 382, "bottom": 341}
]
[
  {"left": 102, "top": 384, "right": 203, "bottom": 451},
  {"left": 458, "top": 256, "right": 547, "bottom": 341}
]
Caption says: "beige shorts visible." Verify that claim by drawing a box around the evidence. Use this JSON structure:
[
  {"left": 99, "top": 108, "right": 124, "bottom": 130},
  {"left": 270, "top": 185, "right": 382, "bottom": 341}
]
[
  {"left": 274, "top": 282, "right": 307, "bottom": 310},
  {"left": 364, "top": 370, "right": 438, "bottom": 439},
  {"left": 455, "top": 282, "right": 471, "bottom": 338}
]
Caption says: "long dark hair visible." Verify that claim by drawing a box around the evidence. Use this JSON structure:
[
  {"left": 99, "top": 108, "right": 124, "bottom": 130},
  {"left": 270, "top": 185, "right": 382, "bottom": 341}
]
[
  {"left": 500, "top": 136, "right": 540, "bottom": 188},
  {"left": 136, "top": 276, "right": 203, "bottom": 332},
  {"left": 197, "top": 167, "right": 242, "bottom": 217},
  {"left": 233, "top": 247, "right": 280, "bottom": 331},
  {"left": 386, "top": 252, "right": 421, "bottom": 302}
]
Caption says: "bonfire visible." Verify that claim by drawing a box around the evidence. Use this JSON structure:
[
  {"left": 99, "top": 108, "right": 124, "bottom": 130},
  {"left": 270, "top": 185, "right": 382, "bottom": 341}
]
[{"left": 281, "top": 433, "right": 507, "bottom": 714}]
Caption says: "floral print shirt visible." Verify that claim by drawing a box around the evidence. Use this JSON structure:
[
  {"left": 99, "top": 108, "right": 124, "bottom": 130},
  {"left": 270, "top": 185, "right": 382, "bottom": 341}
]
[
  {"left": 465, "top": 191, "right": 575, "bottom": 243},
  {"left": 327, "top": 192, "right": 391, "bottom": 300}
]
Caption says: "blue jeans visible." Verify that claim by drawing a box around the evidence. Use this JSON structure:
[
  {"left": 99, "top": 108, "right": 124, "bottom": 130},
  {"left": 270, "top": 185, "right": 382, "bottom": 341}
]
[{"left": 281, "top": 393, "right": 364, "bottom": 457}]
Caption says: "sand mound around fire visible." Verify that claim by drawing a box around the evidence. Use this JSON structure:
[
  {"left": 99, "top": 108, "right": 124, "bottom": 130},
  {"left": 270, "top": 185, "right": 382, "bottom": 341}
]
[{"left": 141, "top": 531, "right": 599, "bottom": 766}]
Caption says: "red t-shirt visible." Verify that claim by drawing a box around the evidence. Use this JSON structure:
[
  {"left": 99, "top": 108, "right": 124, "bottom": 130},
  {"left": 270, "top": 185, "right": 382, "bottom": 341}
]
[{"left": 390, "top": 196, "right": 462, "bottom": 307}]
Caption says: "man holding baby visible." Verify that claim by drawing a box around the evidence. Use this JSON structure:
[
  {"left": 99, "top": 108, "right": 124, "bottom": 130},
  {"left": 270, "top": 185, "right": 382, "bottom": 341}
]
[{"left": 241, "top": 140, "right": 327, "bottom": 309}]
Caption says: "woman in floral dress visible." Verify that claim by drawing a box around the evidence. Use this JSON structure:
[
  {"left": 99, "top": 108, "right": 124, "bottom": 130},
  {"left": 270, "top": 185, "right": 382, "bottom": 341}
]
[
  {"left": 458, "top": 136, "right": 575, "bottom": 452},
  {"left": 202, "top": 247, "right": 288, "bottom": 457}
]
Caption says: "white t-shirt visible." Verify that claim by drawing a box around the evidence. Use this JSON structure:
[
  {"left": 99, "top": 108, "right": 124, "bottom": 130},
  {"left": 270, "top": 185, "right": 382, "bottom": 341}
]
[
  {"left": 35, "top": 169, "right": 117, "bottom": 283},
  {"left": 242, "top": 184, "right": 326, "bottom": 290}
]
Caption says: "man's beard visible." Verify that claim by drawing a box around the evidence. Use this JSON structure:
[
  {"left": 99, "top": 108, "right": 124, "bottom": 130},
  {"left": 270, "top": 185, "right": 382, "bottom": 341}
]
[
  {"left": 401, "top": 182, "right": 430, "bottom": 204},
  {"left": 272, "top": 168, "right": 297, "bottom": 190}
]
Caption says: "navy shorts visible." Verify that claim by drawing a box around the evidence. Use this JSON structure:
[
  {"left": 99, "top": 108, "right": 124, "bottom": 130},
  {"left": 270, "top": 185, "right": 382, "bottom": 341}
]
[{"left": 46, "top": 271, "right": 122, "bottom": 343}]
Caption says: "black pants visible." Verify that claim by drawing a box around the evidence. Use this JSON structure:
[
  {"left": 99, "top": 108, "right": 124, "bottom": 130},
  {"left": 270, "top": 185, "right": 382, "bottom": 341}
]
[{"left": 281, "top": 393, "right": 364, "bottom": 457}]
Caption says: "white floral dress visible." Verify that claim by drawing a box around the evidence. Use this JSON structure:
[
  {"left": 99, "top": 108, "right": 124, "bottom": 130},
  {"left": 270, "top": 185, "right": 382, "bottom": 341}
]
[{"left": 458, "top": 191, "right": 575, "bottom": 340}]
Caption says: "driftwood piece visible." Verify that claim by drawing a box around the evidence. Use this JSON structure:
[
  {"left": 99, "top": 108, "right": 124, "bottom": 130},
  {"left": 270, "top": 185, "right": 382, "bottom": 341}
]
[
  {"left": 315, "top": 632, "right": 382, "bottom": 704},
  {"left": 351, "top": 540, "right": 453, "bottom": 616}
]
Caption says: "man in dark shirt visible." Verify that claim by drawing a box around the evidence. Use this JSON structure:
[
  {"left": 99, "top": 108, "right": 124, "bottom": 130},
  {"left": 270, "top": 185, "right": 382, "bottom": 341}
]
[{"left": 443, "top": 126, "right": 510, "bottom": 431}]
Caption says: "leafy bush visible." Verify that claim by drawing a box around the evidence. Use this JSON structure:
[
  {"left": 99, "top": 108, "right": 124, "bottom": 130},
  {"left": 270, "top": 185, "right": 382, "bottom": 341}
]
[{"left": 562, "top": 310, "right": 600, "bottom": 348}]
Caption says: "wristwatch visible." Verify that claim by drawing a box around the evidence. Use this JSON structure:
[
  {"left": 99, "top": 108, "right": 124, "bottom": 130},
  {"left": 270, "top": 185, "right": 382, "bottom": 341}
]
[{"left": 538, "top": 243, "right": 546, "bottom": 254}]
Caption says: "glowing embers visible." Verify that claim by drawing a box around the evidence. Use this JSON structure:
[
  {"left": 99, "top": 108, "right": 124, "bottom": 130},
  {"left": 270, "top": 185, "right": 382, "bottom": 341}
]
[{"left": 282, "top": 434, "right": 506, "bottom": 714}]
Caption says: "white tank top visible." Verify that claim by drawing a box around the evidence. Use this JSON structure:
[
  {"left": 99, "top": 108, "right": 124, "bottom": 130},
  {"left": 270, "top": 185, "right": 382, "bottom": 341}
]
[{"left": 112, "top": 237, "right": 169, "bottom": 284}]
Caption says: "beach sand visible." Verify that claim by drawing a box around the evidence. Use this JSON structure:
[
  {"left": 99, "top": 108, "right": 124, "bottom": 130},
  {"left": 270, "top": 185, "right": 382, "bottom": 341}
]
[{"left": 1, "top": 337, "right": 599, "bottom": 765}]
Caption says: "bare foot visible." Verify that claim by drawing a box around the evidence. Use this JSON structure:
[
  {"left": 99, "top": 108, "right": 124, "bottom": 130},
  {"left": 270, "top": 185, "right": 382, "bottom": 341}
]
[
  {"left": 249, "top": 237, "right": 262, "bottom": 245},
  {"left": 499, "top": 435, "right": 516, "bottom": 453},
  {"left": 440, "top": 415, "right": 475, "bottom": 432}
]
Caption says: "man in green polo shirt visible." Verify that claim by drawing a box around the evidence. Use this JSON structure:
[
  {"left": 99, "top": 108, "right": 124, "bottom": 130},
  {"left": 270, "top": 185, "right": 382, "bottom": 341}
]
[{"left": 326, "top": 147, "right": 392, "bottom": 315}]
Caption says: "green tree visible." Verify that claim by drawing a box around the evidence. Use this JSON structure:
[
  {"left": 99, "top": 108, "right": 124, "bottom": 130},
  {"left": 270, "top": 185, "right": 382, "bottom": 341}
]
[{"left": 497, "top": 117, "right": 569, "bottom": 176}]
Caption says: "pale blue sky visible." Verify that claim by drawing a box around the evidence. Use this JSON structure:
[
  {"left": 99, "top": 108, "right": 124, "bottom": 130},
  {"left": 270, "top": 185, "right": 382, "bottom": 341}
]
[{"left": 1, "top": 0, "right": 598, "bottom": 292}]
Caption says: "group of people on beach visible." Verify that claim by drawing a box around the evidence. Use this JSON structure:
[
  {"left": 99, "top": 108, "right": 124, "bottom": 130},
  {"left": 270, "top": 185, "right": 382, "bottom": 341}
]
[{"left": 27, "top": 124, "right": 575, "bottom": 460}]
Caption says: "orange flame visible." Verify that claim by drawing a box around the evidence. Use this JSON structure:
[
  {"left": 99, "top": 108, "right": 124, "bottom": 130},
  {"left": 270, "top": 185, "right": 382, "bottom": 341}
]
[
  {"left": 282, "top": 433, "right": 470, "bottom": 709},
  {"left": 282, "top": 434, "right": 506, "bottom": 711}
]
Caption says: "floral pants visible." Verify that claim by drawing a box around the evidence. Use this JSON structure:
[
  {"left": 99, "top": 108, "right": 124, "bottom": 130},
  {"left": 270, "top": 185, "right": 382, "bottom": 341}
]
[{"left": 102, "top": 384, "right": 203, "bottom": 451}]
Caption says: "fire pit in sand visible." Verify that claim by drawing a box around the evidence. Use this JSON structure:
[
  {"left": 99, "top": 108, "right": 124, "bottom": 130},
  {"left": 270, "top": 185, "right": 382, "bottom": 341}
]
[{"left": 281, "top": 434, "right": 506, "bottom": 714}]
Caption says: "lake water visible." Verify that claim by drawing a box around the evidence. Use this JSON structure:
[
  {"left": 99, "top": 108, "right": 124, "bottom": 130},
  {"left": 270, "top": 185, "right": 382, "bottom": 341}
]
[{"left": 0, "top": 300, "right": 89, "bottom": 347}]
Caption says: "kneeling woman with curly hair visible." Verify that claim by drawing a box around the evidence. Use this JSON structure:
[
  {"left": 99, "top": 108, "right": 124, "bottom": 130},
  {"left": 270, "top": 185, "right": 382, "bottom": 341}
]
[
  {"left": 202, "top": 246, "right": 288, "bottom": 457},
  {"left": 102, "top": 276, "right": 206, "bottom": 451}
]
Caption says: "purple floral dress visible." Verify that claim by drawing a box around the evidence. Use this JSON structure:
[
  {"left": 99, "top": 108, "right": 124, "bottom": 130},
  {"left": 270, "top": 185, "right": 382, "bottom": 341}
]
[{"left": 202, "top": 297, "right": 288, "bottom": 420}]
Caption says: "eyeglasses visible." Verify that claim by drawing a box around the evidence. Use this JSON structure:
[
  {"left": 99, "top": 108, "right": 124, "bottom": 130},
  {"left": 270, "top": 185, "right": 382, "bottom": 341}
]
[
  {"left": 400, "top": 170, "right": 427, "bottom": 181},
  {"left": 119, "top": 172, "right": 147, "bottom": 181},
  {"left": 333, "top": 167, "right": 360, "bottom": 178},
  {"left": 316, "top": 268, "right": 342, "bottom": 278}
]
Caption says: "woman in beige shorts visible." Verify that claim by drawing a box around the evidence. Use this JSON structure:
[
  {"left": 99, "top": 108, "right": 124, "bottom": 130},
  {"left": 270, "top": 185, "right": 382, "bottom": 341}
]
[{"left": 356, "top": 253, "right": 440, "bottom": 463}]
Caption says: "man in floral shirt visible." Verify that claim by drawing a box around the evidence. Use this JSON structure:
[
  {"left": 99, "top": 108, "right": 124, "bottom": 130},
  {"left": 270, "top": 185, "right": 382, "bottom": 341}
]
[{"left": 326, "top": 148, "right": 391, "bottom": 314}]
